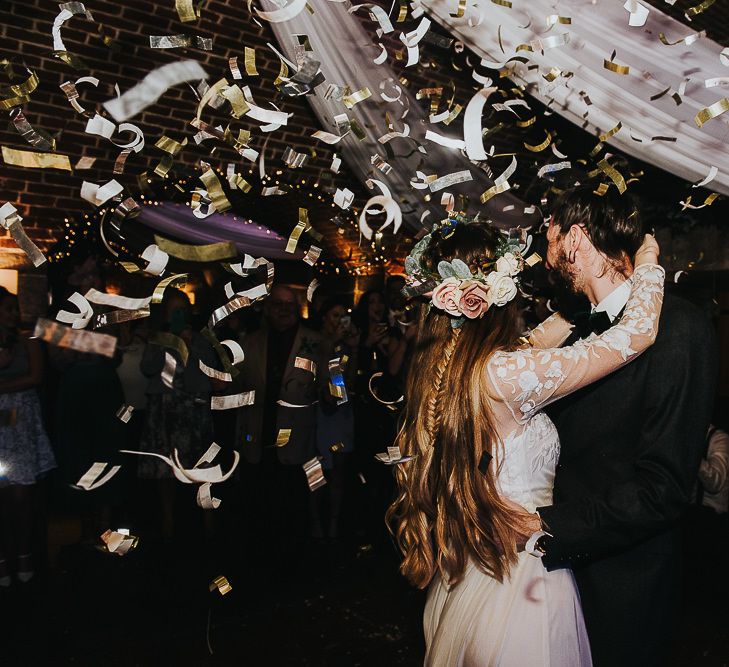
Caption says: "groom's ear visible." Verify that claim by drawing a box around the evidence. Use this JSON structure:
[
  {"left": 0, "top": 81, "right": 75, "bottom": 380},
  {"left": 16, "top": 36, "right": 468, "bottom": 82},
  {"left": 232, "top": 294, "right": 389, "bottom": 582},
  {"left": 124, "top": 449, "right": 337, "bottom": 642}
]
[{"left": 566, "top": 224, "right": 587, "bottom": 262}]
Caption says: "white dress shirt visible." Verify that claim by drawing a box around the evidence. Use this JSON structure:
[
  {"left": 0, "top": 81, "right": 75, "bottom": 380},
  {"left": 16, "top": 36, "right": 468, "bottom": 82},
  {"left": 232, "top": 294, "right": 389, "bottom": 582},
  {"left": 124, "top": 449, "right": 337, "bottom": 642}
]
[{"left": 592, "top": 278, "right": 633, "bottom": 322}]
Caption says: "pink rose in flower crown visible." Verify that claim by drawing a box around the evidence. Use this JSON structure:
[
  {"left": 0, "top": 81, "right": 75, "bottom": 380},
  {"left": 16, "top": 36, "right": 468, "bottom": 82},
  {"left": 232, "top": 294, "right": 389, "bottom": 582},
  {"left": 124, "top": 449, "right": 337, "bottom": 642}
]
[
  {"left": 458, "top": 280, "right": 491, "bottom": 319},
  {"left": 431, "top": 277, "right": 464, "bottom": 316}
]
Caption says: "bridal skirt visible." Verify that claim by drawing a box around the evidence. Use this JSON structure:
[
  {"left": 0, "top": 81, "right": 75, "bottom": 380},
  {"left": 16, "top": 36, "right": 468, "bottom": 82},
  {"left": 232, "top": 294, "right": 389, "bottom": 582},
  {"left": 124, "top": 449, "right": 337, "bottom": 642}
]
[{"left": 424, "top": 552, "right": 592, "bottom": 667}]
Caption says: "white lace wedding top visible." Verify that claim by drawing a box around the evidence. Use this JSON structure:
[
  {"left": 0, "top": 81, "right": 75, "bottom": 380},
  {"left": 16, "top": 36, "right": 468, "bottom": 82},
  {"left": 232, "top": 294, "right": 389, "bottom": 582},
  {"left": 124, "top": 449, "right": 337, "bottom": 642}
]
[{"left": 484, "top": 264, "right": 665, "bottom": 512}]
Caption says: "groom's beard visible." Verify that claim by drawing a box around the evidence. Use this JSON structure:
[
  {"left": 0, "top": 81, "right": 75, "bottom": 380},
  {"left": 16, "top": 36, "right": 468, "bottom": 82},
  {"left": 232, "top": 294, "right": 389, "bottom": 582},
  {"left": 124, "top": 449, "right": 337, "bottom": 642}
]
[
  {"left": 548, "top": 247, "right": 591, "bottom": 318},
  {"left": 550, "top": 246, "right": 581, "bottom": 296}
]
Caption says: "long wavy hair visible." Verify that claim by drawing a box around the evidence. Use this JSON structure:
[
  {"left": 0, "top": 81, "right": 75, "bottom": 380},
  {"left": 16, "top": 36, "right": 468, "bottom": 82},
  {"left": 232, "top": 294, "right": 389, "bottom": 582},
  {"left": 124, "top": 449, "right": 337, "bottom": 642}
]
[{"left": 386, "top": 222, "right": 524, "bottom": 589}]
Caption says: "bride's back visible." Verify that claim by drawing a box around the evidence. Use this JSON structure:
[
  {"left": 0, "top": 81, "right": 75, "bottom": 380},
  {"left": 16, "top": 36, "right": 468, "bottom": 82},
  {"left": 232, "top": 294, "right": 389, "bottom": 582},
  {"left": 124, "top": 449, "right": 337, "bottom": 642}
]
[{"left": 388, "top": 222, "right": 527, "bottom": 590}]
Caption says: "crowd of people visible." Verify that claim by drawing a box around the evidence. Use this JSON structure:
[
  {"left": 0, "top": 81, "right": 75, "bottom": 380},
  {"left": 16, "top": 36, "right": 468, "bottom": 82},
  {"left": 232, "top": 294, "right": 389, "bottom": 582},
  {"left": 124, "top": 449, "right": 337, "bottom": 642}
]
[{"left": 0, "top": 266, "right": 429, "bottom": 587}]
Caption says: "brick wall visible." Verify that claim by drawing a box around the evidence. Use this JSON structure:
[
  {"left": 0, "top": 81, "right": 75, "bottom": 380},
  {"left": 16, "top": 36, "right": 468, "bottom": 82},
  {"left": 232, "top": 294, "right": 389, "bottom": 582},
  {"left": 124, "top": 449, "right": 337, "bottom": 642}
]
[{"left": 0, "top": 0, "right": 373, "bottom": 271}]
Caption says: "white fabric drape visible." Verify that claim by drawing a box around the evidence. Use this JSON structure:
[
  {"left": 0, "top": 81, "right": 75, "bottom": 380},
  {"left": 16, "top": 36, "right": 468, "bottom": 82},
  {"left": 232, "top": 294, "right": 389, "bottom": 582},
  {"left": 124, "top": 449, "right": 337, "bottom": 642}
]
[
  {"left": 262, "top": 0, "right": 542, "bottom": 231},
  {"left": 421, "top": 0, "right": 729, "bottom": 196}
]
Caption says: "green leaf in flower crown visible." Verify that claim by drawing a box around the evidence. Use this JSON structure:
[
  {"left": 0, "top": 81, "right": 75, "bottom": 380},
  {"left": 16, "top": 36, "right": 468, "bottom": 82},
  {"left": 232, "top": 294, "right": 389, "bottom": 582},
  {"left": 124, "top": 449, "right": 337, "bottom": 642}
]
[
  {"left": 450, "top": 258, "right": 472, "bottom": 280},
  {"left": 437, "top": 261, "right": 457, "bottom": 279},
  {"left": 404, "top": 255, "right": 420, "bottom": 275}
]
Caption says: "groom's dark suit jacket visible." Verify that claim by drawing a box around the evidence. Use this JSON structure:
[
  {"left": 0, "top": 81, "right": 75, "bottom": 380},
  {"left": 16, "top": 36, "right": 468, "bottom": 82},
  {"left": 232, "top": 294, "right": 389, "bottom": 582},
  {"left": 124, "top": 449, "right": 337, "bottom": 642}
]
[{"left": 540, "top": 292, "right": 717, "bottom": 667}]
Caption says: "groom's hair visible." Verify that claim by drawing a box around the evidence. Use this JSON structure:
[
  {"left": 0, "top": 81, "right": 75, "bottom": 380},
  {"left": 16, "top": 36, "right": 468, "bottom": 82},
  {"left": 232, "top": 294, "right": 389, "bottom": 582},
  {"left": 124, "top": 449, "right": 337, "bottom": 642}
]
[{"left": 551, "top": 184, "right": 645, "bottom": 266}]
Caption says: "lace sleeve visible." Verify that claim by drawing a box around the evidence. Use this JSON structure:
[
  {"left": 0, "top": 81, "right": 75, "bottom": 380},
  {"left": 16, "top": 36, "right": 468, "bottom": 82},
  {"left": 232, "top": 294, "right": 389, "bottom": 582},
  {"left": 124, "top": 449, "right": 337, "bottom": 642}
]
[
  {"left": 487, "top": 264, "right": 665, "bottom": 424},
  {"left": 527, "top": 313, "right": 573, "bottom": 349}
]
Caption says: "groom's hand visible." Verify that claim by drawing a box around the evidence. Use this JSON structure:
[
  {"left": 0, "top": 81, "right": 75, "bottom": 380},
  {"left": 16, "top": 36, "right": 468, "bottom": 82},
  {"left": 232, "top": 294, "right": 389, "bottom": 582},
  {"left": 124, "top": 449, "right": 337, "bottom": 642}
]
[{"left": 503, "top": 498, "right": 542, "bottom": 551}]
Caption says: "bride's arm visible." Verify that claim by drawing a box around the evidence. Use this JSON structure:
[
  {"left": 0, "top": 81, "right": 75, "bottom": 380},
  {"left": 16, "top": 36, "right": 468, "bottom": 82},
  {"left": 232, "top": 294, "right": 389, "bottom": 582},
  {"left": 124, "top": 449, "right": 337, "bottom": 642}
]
[
  {"left": 485, "top": 238, "right": 664, "bottom": 423},
  {"left": 526, "top": 312, "right": 573, "bottom": 349}
]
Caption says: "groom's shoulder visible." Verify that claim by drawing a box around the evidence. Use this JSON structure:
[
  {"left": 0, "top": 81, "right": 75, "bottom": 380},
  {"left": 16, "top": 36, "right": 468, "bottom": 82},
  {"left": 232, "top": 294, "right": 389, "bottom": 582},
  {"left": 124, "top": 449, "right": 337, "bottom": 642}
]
[{"left": 657, "top": 292, "right": 713, "bottom": 345}]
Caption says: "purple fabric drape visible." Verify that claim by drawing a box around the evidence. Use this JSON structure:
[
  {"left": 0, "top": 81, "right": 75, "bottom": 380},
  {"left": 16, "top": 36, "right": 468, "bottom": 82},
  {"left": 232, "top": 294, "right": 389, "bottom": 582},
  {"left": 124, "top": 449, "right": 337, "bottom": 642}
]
[{"left": 139, "top": 203, "right": 305, "bottom": 260}]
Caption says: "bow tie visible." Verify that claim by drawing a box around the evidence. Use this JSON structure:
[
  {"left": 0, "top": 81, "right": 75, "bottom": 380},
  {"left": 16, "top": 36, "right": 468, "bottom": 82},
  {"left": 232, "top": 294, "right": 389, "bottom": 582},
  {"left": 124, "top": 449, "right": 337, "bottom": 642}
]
[{"left": 572, "top": 309, "right": 613, "bottom": 338}]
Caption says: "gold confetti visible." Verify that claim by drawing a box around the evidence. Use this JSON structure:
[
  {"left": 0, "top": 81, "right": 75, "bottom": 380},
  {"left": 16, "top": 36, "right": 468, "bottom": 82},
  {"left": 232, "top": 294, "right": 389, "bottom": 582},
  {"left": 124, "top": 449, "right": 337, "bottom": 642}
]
[
  {"left": 220, "top": 84, "right": 250, "bottom": 119},
  {"left": 480, "top": 156, "right": 516, "bottom": 203},
  {"left": 286, "top": 221, "right": 306, "bottom": 253},
  {"left": 155, "top": 135, "right": 185, "bottom": 155},
  {"left": 442, "top": 104, "right": 463, "bottom": 125},
  {"left": 199, "top": 166, "right": 232, "bottom": 213},
  {"left": 524, "top": 131, "right": 552, "bottom": 152},
  {"left": 276, "top": 429, "right": 291, "bottom": 447},
  {"left": 2, "top": 146, "right": 72, "bottom": 171},
  {"left": 596, "top": 158, "right": 627, "bottom": 193},
  {"left": 343, "top": 87, "right": 372, "bottom": 109},
  {"left": 151, "top": 332, "right": 189, "bottom": 366},
  {"left": 546, "top": 14, "right": 571, "bottom": 28},
  {"left": 650, "top": 86, "right": 671, "bottom": 101},
  {"left": 491, "top": 0, "right": 512, "bottom": 7},
  {"left": 175, "top": 0, "right": 199, "bottom": 22},
  {"left": 0, "top": 68, "right": 38, "bottom": 109},
  {"left": 599, "top": 121, "right": 622, "bottom": 142},
  {"left": 694, "top": 98, "right": 729, "bottom": 128},
  {"left": 593, "top": 183, "right": 610, "bottom": 196},
  {"left": 603, "top": 58, "right": 630, "bottom": 76},
  {"left": 209, "top": 575, "right": 232, "bottom": 595},
  {"left": 243, "top": 47, "right": 259, "bottom": 76},
  {"left": 450, "top": 0, "right": 467, "bottom": 18},
  {"left": 685, "top": 0, "right": 715, "bottom": 20},
  {"left": 659, "top": 31, "right": 704, "bottom": 46},
  {"left": 680, "top": 193, "right": 719, "bottom": 209},
  {"left": 153, "top": 236, "right": 237, "bottom": 262}
]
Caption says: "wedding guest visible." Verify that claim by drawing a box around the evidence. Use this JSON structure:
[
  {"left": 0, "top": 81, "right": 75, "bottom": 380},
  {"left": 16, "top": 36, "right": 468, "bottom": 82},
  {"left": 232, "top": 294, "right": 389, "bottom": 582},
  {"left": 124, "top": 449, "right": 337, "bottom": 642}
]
[
  {"left": 51, "top": 282, "right": 126, "bottom": 547},
  {"left": 115, "top": 320, "right": 149, "bottom": 520},
  {"left": 0, "top": 287, "right": 55, "bottom": 587},
  {"left": 235, "top": 284, "right": 327, "bottom": 555},
  {"left": 385, "top": 274, "right": 407, "bottom": 330},
  {"left": 314, "top": 297, "right": 358, "bottom": 539},
  {"left": 698, "top": 425, "right": 729, "bottom": 515},
  {"left": 352, "top": 289, "right": 402, "bottom": 548},
  {"left": 138, "top": 288, "right": 220, "bottom": 539}
]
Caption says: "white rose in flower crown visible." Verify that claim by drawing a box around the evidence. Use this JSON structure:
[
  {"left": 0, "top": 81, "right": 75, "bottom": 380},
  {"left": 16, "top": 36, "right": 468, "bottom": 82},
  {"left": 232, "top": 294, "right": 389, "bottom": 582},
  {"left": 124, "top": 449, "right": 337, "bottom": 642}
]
[
  {"left": 431, "top": 276, "right": 464, "bottom": 316},
  {"left": 485, "top": 271, "right": 518, "bottom": 307},
  {"left": 495, "top": 252, "right": 522, "bottom": 277}
]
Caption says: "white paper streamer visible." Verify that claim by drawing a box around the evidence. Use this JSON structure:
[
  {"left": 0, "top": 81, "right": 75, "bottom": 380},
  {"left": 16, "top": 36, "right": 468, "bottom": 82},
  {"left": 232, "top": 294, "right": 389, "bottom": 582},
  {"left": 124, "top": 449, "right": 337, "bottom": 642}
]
[
  {"left": 75, "top": 462, "right": 121, "bottom": 490},
  {"left": 57, "top": 292, "right": 94, "bottom": 329},
  {"left": 463, "top": 87, "right": 497, "bottom": 161},
  {"left": 104, "top": 60, "right": 208, "bottom": 122},
  {"left": 425, "top": 129, "right": 466, "bottom": 150}
]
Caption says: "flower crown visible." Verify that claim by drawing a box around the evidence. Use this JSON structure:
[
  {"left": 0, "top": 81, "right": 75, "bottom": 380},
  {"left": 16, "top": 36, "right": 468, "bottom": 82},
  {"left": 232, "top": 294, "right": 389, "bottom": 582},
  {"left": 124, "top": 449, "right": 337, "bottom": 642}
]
[{"left": 404, "top": 213, "right": 538, "bottom": 328}]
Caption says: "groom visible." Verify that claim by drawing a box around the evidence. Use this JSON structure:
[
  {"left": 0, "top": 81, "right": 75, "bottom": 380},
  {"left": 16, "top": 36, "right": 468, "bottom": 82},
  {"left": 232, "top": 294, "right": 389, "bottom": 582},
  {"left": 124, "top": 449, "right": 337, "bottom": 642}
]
[{"left": 531, "top": 185, "right": 716, "bottom": 667}]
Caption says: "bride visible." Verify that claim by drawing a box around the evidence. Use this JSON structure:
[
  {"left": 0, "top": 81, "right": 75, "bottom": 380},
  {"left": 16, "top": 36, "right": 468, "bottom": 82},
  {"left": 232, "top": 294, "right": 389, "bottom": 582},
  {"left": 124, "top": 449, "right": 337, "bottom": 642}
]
[{"left": 387, "top": 217, "right": 663, "bottom": 666}]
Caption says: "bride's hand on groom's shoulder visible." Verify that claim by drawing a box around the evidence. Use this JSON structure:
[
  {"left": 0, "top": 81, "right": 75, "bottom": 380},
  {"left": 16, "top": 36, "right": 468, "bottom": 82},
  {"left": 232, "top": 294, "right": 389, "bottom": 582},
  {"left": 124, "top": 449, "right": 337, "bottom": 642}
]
[{"left": 634, "top": 234, "right": 660, "bottom": 267}]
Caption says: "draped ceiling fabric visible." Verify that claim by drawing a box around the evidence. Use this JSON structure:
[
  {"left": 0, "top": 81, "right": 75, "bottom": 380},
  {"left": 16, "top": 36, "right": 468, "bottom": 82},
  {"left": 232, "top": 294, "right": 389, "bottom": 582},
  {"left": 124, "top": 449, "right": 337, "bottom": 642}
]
[
  {"left": 261, "top": 0, "right": 542, "bottom": 232},
  {"left": 139, "top": 203, "right": 304, "bottom": 260},
  {"left": 421, "top": 0, "right": 729, "bottom": 196}
]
